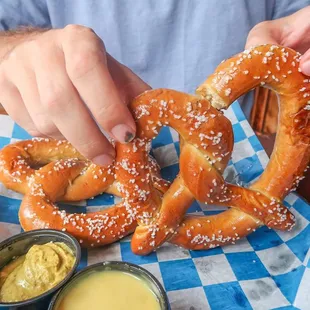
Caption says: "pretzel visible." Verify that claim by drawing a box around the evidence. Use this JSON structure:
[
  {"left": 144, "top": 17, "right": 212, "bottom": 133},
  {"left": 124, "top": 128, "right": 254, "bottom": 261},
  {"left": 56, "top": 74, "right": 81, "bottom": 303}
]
[
  {"left": 0, "top": 139, "right": 169, "bottom": 246},
  {"left": 0, "top": 138, "right": 169, "bottom": 199},
  {"left": 0, "top": 44, "right": 308, "bottom": 253},
  {"left": 131, "top": 44, "right": 310, "bottom": 254}
]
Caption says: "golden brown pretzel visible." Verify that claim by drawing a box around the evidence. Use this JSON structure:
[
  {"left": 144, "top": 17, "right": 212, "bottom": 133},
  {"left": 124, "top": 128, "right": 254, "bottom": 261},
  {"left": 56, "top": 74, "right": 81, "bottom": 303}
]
[
  {"left": 0, "top": 138, "right": 169, "bottom": 199},
  {"left": 0, "top": 139, "right": 169, "bottom": 246},
  {"left": 0, "top": 44, "right": 308, "bottom": 253},
  {"left": 15, "top": 89, "right": 234, "bottom": 248},
  {"left": 139, "top": 45, "right": 310, "bottom": 254},
  {"left": 196, "top": 44, "right": 310, "bottom": 199}
]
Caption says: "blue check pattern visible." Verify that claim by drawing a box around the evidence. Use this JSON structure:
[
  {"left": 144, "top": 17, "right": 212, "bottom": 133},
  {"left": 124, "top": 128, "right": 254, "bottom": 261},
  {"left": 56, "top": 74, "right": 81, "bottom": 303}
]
[{"left": 0, "top": 101, "right": 309, "bottom": 310}]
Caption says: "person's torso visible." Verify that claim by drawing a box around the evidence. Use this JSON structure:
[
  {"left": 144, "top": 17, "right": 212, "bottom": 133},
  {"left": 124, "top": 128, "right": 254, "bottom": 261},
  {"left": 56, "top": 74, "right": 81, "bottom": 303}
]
[{"left": 45, "top": 0, "right": 273, "bottom": 94}]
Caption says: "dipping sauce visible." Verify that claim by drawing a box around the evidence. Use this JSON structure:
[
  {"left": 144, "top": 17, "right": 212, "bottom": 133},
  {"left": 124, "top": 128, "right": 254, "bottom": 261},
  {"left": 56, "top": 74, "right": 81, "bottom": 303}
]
[
  {"left": 0, "top": 242, "right": 75, "bottom": 302},
  {"left": 55, "top": 270, "right": 161, "bottom": 310}
]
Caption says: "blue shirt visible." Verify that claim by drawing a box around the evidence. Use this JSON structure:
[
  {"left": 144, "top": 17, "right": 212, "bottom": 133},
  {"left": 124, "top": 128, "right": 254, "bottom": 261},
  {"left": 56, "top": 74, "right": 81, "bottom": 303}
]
[{"left": 0, "top": 0, "right": 309, "bottom": 116}]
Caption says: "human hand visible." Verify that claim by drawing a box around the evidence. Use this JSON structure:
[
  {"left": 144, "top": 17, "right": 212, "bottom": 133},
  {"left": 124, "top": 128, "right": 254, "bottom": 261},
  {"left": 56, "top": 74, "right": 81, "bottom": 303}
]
[
  {"left": 0, "top": 25, "right": 150, "bottom": 166},
  {"left": 246, "top": 6, "right": 310, "bottom": 75}
]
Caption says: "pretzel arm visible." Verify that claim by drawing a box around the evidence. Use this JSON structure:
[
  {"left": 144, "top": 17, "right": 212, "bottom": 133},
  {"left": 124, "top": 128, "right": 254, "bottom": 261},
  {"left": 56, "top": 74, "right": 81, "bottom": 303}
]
[
  {"left": 148, "top": 155, "right": 171, "bottom": 193},
  {"left": 152, "top": 176, "right": 171, "bottom": 194},
  {"left": 179, "top": 143, "right": 227, "bottom": 202},
  {"left": 61, "top": 163, "right": 115, "bottom": 201},
  {"left": 129, "top": 89, "right": 233, "bottom": 255},
  {"left": 167, "top": 183, "right": 295, "bottom": 251},
  {"left": 0, "top": 138, "right": 167, "bottom": 202},
  {"left": 213, "top": 184, "right": 295, "bottom": 230},
  {"left": 19, "top": 160, "right": 137, "bottom": 247},
  {"left": 21, "top": 195, "right": 136, "bottom": 247},
  {"left": 197, "top": 44, "right": 310, "bottom": 200},
  {"left": 131, "top": 176, "right": 194, "bottom": 255},
  {"left": 170, "top": 209, "right": 258, "bottom": 250},
  {"left": 179, "top": 141, "right": 294, "bottom": 231},
  {"left": 0, "top": 139, "right": 85, "bottom": 195}
]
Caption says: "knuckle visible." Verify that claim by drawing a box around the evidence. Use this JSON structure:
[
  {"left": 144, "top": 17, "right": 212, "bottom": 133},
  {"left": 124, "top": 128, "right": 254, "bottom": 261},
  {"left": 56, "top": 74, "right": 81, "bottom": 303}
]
[
  {"left": 64, "top": 24, "right": 94, "bottom": 35},
  {"left": 2, "top": 45, "right": 20, "bottom": 65},
  {"left": 40, "top": 86, "right": 65, "bottom": 110},
  {"left": 96, "top": 103, "right": 129, "bottom": 131},
  {"left": 78, "top": 139, "right": 100, "bottom": 154},
  {"left": 64, "top": 24, "right": 83, "bottom": 32},
  {"left": 63, "top": 24, "right": 99, "bottom": 44},
  {"left": 35, "top": 119, "right": 57, "bottom": 136},
  {"left": 16, "top": 38, "right": 42, "bottom": 59},
  {"left": 96, "top": 100, "right": 115, "bottom": 120},
  {"left": 62, "top": 25, "right": 105, "bottom": 80},
  {"left": 254, "top": 20, "right": 270, "bottom": 28},
  {"left": 78, "top": 139, "right": 113, "bottom": 159},
  {"left": 0, "top": 70, "right": 7, "bottom": 86},
  {"left": 67, "top": 44, "right": 104, "bottom": 79},
  {"left": 27, "top": 129, "right": 43, "bottom": 138},
  {"left": 250, "top": 20, "right": 271, "bottom": 35},
  {"left": 26, "top": 39, "right": 42, "bottom": 53}
]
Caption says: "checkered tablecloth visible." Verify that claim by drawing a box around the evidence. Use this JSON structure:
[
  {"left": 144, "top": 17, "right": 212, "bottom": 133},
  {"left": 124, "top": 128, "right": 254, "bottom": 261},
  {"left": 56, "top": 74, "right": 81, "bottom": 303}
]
[{"left": 0, "top": 101, "right": 309, "bottom": 310}]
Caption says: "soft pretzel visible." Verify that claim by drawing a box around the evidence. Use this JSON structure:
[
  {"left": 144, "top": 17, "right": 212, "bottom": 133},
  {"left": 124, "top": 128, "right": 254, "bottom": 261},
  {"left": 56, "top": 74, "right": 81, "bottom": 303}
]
[
  {"left": 15, "top": 89, "right": 233, "bottom": 247},
  {"left": 163, "top": 44, "right": 310, "bottom": 252},
  {"left": 0, "top": 44, "right": 308, "bottom": 253},
  {"left": 0, "top": 138, "right": 169, "bottom": 199},
  {"left": 167, "top": 44, "right": 310, "bottom": 251},
  {"left": 0, "top": 139, "right": 169, "bottom": 246}
]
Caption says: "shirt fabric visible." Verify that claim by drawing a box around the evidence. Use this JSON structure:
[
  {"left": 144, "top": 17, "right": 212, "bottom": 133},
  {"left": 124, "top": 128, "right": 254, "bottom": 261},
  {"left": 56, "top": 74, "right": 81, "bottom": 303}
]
[{"left": 0, "top": 0, "right": 309, "bottom": 117}]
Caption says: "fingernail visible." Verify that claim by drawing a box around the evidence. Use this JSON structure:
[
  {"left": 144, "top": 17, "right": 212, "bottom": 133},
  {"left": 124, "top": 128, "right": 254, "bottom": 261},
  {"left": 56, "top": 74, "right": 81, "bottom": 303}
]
[
  {"left": 92, "top": 154, "right": 114, "bottom": 166},
  {"left": 111, "top": 124, "right": 135, "bottom": 143},
  {"left": 300, "top": 61, "right": 310, "bottom": 76}
]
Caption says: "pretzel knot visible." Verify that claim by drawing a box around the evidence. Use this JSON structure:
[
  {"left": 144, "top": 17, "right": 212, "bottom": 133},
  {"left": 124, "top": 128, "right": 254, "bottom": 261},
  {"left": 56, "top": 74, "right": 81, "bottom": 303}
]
[{"left": 0, "top": 45, "right": 309, "bottom": 254}]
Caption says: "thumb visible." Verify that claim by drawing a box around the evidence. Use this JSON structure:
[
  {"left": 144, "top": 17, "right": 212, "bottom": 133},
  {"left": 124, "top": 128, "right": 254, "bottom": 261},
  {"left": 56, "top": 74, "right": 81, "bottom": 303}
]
[
  {"left": 245, "top": 22, "right": 279, "bottom": 50},
  {"left": 300, "top": 48, "right": 310, "bottom": 76}
]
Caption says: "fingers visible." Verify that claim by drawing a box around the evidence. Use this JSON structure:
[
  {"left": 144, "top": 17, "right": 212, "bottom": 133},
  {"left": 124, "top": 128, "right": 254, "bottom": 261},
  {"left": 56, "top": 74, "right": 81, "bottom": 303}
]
[
  {"left": 246, "top": 17, "right": 310, "bottom": 77},
  {"left": 9, "top": 63, "right": 64, "bottom": 140},
  {"left": 33, "top": 41, "right": 116, "bottom": 166},
  {"left": 0, "top": 72, "right": 40, "bottom": 136},
  {"left": 106, "top": 54, "right": 151, "bottom": 104},
  {"left": 245, "top": 21, "right": 280, "bottom": 50},
  {"left": 300, "top": 49, "right": 310, "bottom": 76},
  {"left": 0, "top": 25, "right": 149, "bottom": 167},
  {"left": 60, "top": 25, "right": 136, "bottom": 144},
  {"left": 1, "top": 44, "right": 64, "bottom": 139}
]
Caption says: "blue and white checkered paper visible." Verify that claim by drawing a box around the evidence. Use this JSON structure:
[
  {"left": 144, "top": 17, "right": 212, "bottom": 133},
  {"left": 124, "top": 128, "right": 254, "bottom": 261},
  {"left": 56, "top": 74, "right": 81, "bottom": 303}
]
[{"left": 0, "top": 101, "right": 309, "bottom": 310}]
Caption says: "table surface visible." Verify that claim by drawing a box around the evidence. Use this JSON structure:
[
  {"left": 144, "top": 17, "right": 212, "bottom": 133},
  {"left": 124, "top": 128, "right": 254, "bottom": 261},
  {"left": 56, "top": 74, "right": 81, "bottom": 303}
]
[{"left": 0, "top": 101, "right": 309, "bottom": 310}]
